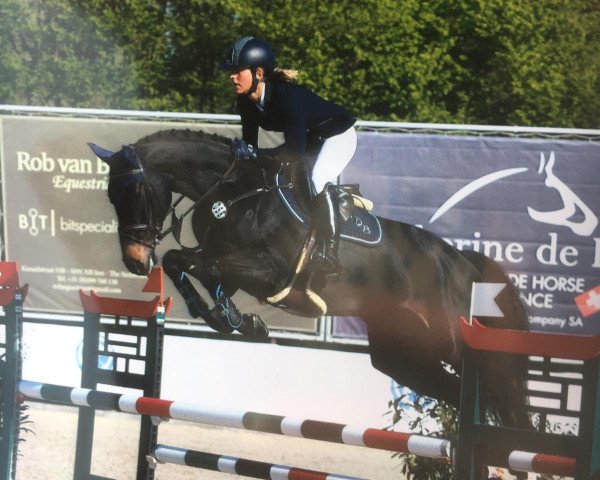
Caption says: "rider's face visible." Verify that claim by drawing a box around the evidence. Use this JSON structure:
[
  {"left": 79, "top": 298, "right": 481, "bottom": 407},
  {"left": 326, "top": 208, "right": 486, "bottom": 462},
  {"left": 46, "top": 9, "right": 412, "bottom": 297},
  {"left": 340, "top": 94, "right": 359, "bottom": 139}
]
[{"left": 230, "top": 68, "right": 253, "bottom": 95}]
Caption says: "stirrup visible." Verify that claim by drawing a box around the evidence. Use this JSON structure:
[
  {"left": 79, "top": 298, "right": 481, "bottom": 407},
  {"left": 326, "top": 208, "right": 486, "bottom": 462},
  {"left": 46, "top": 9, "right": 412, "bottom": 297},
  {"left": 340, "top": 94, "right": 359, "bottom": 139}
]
[
  {"left": 312, "top": 241, "right": 341, "bottom": 275},
  {"left": 319, "top": 257, "right": 341, "bottom": 275}
]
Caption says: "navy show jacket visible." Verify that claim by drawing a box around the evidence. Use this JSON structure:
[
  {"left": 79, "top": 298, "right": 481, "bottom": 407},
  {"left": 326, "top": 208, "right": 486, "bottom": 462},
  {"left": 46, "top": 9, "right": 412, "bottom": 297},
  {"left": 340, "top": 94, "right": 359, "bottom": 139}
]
[{"left": 238, "top": 80, "right": 356, "bottom": 154}]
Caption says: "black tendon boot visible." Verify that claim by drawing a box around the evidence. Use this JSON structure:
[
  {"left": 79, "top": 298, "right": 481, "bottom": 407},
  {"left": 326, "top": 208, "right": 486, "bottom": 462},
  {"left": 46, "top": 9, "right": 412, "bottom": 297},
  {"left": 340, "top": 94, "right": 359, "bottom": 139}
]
[{"left": 314, "top": 183, "right": 341, "bottom": 274}]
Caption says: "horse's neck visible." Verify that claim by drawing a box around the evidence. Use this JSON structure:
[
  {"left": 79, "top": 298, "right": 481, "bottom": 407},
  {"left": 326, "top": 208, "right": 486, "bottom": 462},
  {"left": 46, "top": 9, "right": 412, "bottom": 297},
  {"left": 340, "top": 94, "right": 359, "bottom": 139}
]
[{"left": 145, "top": 145, "right": 231, "bottom": 201}]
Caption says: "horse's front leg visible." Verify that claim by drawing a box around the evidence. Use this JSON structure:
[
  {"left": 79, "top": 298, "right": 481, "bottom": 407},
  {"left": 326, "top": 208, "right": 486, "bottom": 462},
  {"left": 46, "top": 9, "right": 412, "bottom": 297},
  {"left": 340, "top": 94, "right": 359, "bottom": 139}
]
[
  {"left": 162, "top": 249, "right": 270, "bottom": 338},
  {"left": 162, "top": 249, "right": 236, "bottom": 334},
  {"left": 198, "top": 250, "right": 277, "bottom": 339}
]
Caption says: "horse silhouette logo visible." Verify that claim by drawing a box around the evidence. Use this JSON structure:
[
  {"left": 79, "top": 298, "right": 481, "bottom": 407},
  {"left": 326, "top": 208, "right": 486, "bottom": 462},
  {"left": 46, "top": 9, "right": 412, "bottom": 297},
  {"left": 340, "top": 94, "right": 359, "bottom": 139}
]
[
  {"left": 429, "top": 151, "right": 598, "bottom": 237},
  {"left": 527, "top": 152, "right": 598, "bottom": 236}
]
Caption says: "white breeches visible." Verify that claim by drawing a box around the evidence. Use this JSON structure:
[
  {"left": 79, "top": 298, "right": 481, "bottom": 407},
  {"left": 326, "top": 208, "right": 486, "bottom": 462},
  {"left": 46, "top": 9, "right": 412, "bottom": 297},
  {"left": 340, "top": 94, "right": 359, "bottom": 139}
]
[{"left": 311, "top": 126, "right": 357, "bottom": 193}]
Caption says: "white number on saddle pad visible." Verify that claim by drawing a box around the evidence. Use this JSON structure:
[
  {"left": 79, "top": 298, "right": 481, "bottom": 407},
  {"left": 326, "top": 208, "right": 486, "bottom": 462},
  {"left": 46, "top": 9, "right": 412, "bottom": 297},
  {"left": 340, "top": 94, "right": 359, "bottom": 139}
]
[{"left": 211, "top": 201, "right": 228, "bottom": 220}]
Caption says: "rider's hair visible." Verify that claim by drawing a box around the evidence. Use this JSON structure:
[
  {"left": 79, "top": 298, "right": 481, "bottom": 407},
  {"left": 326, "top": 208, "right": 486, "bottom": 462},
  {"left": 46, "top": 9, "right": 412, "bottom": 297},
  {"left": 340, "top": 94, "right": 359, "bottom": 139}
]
[{"left": 271, "top": 67, "right": 299, "bottom": 82}]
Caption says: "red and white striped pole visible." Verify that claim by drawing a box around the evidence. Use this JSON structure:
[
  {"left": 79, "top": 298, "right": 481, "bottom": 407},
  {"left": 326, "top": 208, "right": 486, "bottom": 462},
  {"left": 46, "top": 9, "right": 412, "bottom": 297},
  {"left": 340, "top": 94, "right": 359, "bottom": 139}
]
[
  {"left": 508, "top": 450, "right": 576, "bottom": 477},
  {"left": 19, "top": 380, "right": 451, "bottom": 459}
]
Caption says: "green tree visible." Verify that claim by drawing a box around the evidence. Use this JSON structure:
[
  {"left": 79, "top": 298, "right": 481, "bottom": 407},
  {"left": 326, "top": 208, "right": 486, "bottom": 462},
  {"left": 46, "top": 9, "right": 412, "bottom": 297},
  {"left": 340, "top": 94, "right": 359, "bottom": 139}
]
[
  {"left": 389, "top": 391, "right": 458, "bottom": 480},
  {"left": 2, "top": 0, "right": 599, "bottom": 128},
  {"left": 67, "top": 0, "right": 600, "bottom": 127},
  {"left": 0, "top": 0, "right": 138, "bottom": 107},
  {"left": 218, "top": 0, "right": 466, "bottom": 122},
  {"left": 451, "top": 0, "right": 600, "bottom": 127},
  {"left": 71, "top": 0, "right": 243, "bottom": 112}
]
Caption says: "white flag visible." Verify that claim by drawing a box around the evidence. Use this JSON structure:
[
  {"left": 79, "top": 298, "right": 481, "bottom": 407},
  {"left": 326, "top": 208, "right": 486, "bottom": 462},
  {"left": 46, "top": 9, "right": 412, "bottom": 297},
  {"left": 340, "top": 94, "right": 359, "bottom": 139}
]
[{"left": 470, "top": 282, "right": 505, "bottom": 321}]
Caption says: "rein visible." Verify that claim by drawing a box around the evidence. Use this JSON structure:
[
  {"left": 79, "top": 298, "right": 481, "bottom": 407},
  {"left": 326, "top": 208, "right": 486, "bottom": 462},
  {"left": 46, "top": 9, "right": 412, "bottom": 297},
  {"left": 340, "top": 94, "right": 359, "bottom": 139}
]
[
  {"left": 161, "top": 162, "right": 292, "bottom": 251},
  {"left": 111, "top": 146, "right": 237, "bottom": 252},
  {"left": 114, "top": 147, "right": 292, "bottom": 253},
  {"left": 224, "top": 169, "right": 292, "bottom": 208},
  {"left": 156, "top": 159, "right": 238, "bottom": 248}
]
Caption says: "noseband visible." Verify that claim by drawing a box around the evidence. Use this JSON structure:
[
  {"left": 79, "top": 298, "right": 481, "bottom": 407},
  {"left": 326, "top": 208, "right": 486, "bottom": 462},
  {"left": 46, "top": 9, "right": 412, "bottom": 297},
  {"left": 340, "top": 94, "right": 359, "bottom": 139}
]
[{"left": 118, "top": 223, "right": 163, "bottom": 249}]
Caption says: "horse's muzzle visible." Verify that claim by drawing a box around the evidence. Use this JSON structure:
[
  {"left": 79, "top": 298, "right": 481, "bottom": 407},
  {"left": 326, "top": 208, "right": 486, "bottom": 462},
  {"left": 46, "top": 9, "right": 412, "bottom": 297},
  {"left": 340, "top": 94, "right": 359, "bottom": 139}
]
[{"left": 122, "top": 242, "right": 154, "bottom": 276}]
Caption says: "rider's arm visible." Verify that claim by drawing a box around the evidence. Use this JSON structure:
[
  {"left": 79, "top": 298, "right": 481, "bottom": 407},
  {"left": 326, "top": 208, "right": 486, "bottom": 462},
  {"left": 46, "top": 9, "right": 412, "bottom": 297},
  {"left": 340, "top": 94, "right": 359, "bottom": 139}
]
[{"left": 281, "top": 86, "right": 308, "bottom": 154}]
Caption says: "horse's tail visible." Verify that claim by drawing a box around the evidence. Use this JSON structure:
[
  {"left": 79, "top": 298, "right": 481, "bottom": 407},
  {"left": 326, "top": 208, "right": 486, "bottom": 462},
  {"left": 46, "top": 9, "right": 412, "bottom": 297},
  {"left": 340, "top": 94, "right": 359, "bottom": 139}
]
[{"left": 461, "top": 251, "right": 532, "bottom": 430}]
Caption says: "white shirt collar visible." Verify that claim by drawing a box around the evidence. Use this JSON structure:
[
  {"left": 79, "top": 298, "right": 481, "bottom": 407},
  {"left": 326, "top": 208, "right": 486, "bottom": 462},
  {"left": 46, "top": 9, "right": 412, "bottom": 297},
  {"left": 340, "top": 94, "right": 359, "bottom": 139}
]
[
  {"left": 253, "top": 83, "right": 266, "bottom": 113},
  {"left": 259, "top": 82, "right": 266, "bottom": 107}
]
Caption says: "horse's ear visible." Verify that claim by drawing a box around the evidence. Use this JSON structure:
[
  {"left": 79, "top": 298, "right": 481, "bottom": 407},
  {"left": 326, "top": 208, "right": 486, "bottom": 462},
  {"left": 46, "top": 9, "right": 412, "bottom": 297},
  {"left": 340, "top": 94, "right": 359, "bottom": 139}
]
[
  {"left": 88, "top": 143, "right": 115, "bottom": 165},
  {"left": 122, "top": 144, "right": 139, "bottom": 168}
]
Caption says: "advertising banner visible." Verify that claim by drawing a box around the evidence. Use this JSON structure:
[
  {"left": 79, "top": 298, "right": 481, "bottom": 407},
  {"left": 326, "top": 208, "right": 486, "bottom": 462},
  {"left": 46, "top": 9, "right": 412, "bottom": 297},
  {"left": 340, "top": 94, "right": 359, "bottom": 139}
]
[
  {"left": 338, "top": 133, "right": 600, "bottom": 336},
  {"left": 2, "top": 116, "right": 598, "bottom": 337},
  {"left": 0, "top": 116, "right": 312, "bottom": 331}
]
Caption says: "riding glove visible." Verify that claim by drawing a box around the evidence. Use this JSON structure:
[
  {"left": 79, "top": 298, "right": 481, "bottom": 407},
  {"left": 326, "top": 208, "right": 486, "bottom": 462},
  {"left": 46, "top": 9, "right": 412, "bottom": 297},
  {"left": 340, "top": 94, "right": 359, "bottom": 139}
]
[{"left": 231, "top": 139, "right": 257, "bottom": 161}]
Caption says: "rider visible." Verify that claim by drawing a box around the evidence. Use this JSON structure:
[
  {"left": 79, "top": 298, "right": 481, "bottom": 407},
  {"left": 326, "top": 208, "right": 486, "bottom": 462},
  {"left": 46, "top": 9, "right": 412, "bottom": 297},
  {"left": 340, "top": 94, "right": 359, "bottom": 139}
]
[{"left": 222, "top": 36, "right": 357, "bottom": 273}]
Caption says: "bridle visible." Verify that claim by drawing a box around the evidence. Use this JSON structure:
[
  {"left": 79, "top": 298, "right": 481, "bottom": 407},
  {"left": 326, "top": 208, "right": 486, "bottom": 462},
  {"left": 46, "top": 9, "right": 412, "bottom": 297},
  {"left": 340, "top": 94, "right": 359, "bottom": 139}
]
[
  {"left": 111, "top": 145, "right": 292, "bottom": 255},
  {"left": 110, "top": 147, "right": 238, "bottom": 253},
  {"left": 109, "top": 164, "right": 164, "bottom": 251}
]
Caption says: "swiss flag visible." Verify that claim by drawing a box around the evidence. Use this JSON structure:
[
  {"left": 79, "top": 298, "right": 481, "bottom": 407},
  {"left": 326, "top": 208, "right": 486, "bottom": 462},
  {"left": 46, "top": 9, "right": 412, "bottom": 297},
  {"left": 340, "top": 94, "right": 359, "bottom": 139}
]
[{"left": 575, "top": 285, "right": 600, "bottom": 317}]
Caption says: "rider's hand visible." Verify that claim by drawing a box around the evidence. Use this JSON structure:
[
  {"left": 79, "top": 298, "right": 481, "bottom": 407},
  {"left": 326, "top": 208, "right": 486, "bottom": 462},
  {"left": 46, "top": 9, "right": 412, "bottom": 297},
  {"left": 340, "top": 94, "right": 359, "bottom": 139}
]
[{"left": 231, "top": 139, "right": 257, "bottom": 161}]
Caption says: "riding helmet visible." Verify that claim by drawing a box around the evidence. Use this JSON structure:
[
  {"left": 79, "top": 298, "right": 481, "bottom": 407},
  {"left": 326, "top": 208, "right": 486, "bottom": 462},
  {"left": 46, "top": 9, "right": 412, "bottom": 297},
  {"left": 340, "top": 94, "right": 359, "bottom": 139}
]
[{"left": 222, "top": 36, "right": 275, "bottom": 75}]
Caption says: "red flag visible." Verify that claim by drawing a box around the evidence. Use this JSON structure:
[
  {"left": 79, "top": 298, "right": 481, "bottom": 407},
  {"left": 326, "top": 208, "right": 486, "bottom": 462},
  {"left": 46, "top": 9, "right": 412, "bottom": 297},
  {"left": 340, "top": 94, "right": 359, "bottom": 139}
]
[{"left": 575, "top": 285, "right": 600, "bottom": 317}]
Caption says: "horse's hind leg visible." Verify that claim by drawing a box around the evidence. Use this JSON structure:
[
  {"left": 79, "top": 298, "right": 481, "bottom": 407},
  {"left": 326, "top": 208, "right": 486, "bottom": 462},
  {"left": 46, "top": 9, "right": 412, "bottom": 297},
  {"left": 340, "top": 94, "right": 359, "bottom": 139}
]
[
  {"left": 463, "top": 251, "right": 532, "bottom": 431},
  {"left": 364, "top": 307, "right": 462, "bottom": 408},
  {"left": 162, "top": 249, "right": 234, "bottom": 334}
]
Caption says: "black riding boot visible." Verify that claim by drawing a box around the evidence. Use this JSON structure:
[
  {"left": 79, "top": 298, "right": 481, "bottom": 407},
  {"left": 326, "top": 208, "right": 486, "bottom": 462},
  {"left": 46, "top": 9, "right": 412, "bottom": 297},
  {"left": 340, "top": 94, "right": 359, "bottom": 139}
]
[{"left": 314, "top": 183, "right": 341, "bottom": 274}]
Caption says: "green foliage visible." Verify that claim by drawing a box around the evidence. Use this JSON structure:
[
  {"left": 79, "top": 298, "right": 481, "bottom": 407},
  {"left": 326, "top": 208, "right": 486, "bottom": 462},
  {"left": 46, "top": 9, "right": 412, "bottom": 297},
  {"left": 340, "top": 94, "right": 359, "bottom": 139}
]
[
  {"left": 451, "top": 0, "right": 600, "bottom": 127},
  {"left": 1, "top": 0, "right": 598, "bottom": 127},
  {"left": 237, "top": 0, "right": 465, "bottom": 123},
  {"left": 389, "top": 391, "right": 458, "bottom": 480},
  {"left": 0, "top": 0, "right": 138, "bottom": 107},
  {"left": 0, "top": 354, "right": 33, "bottom": 467}
]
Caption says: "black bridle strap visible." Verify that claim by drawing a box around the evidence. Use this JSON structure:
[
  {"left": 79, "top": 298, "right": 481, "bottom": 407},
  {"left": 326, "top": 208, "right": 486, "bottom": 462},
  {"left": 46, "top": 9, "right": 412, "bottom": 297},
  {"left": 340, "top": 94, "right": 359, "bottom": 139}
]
[
  {"left": 118, "top": 227, "right": 160, "bottom": 249},
  {"left": 157, "top": 159, "right": 238, "bottom": 242},
  {"left": 113, "top": 145, "right": 166, "bottom": 245},
  {"left": 111, "top": 168, "right": 144, "bottom": 179}
]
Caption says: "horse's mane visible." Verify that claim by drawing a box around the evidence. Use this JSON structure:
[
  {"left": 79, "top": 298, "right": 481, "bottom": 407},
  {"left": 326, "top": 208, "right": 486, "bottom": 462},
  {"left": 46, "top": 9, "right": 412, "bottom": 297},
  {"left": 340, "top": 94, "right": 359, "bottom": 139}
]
[
  {"left": 135, "top": 128, "right": 232, "bottom": 149},
  {"left": 132, "top": 129, "right": 234, "bottom": 190}
]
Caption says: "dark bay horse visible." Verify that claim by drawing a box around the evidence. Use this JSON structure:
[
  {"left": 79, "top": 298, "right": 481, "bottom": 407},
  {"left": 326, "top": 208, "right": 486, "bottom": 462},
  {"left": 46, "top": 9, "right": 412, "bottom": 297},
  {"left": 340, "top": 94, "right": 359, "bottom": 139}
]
[{"left": 90, "top": 129, "right": 531, "bottom": 430}]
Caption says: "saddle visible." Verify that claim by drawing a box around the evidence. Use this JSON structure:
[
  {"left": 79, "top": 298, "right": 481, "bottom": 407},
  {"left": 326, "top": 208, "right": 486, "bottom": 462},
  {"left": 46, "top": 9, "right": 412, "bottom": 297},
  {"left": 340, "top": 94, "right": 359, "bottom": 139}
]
[
  {"left": 266, "top": 161, "right": 382, "bottom": 315},
  {"left": 275, "top": 162, "right": 382, "bottom": 246}
]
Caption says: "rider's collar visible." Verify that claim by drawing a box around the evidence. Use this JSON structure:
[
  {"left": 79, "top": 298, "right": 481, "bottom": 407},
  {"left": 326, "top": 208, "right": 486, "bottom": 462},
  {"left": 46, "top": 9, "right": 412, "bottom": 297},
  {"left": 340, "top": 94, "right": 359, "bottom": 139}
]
[
  {"left": 263, "top": 81, "right": 273, "bottom": 105},
  {"left": 259, "top": 82, "right": 266, "bottom": 107},
  {"left": 253, "top": 82, "right": 268, "bottom": 113}
]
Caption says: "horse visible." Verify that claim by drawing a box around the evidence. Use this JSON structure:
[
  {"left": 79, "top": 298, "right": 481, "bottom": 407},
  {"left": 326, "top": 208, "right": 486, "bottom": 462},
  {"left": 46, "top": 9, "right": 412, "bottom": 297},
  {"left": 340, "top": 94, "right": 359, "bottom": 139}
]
[{"left": 89, "top": 128, "right": 532, "bottom": 431}]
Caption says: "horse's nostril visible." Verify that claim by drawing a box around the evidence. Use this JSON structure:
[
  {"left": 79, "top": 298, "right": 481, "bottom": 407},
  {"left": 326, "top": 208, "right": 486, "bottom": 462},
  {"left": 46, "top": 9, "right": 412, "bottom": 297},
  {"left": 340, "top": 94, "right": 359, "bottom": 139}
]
[{"left": 122, "top": 255, "right": 150, "bottom": 276}]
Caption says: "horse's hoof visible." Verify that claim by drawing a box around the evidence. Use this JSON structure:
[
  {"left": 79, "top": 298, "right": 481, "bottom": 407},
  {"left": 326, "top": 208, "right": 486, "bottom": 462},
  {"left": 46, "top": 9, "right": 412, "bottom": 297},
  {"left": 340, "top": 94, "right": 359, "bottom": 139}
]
[
  {"left": 218, "top": 304, "right": 243, "bottom": 330},
  {"left": 238, "top": 314, "right": 269, "bottom": 338},
  {"left": 186, "top": 297, "right": 210, "bottom": 319},
  {"left": 204, "top": 313, "right": 235, "bottom": 334}
]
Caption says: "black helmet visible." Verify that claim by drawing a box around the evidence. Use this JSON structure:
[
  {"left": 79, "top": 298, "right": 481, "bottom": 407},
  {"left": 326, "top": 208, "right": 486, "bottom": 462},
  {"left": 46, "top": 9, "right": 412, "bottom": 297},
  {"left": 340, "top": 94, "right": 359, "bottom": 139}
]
[{"left": 222, "top": 36, "right": 275, "bottom": 75}]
